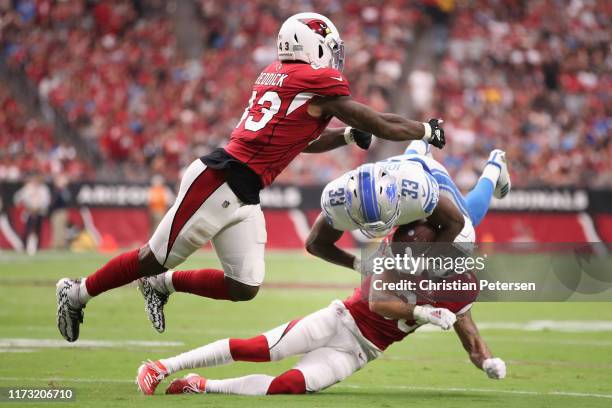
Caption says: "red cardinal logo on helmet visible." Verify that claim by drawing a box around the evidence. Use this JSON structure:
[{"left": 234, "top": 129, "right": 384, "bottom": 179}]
[{"left": 299, "top": 18, "right": 332, "bottom": 38}]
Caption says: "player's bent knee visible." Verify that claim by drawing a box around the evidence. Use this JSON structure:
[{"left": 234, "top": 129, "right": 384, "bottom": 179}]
[
  {"left": 137, "top": 245, "right": 167, "bottom": 277},
  {"left": 226, "top": 279, "right": 260, "bottom": 301},
  {"left": 267, "top": 369, "right": 306, "bottom": 395}
]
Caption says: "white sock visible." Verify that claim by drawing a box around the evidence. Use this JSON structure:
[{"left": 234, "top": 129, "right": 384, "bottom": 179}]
[
  {"left": 164, "top": 270, "right": 175, "bottom": 293},
  {"left": 406, "top": 140, "right": 430, "bottom": 156},
  {"left": 206, "top": 375, "right": 274, "bottom": 396},
  {"left": 159, "top": 339, "right": 233, "bottom": 374},
  {"left": 480, "top": 163, "right": 501, "bottom": 186},
  {"left": 78, "top": 278, "right": 92, "bottom": 305}
]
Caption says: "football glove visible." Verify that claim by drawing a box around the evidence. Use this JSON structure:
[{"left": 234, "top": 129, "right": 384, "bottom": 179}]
[
  {"left": 423, "top": 118, "right": 445, "bottom": 149},
  {"left": 413, "top": 305, "right": 457, "bottom": 330},
  {"left": 344, "top": 127, "right": 372, "bottom": 150},
  {"left": 482, "top": 357, "right": 506, "bottom": 379}
]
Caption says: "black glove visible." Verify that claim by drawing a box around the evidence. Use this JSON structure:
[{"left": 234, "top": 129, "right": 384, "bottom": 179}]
[
  {"left": 349, "top": 128, "right": 372, "bottom": 150},
  {"left": 426, "top": 118, "right": 445, "bottom": 149}
]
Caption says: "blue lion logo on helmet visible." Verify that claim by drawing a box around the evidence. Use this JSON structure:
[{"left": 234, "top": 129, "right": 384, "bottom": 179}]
[{"left": 385, "top": 182, "right": 397, "bottom": 203}]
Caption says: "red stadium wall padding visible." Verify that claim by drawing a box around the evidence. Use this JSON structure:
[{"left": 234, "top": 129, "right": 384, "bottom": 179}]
[
  {"left": 0, "top": 221, "right": 14, "bottom": 248},
  {"left": 262, "top": 211, "right": 304, "bottom": 249},
  {"left": 475, "top": 213, "right": 588, "bottom": 243},
  {"left": 7, "top": 207, "right": 51, "bottom": 248},
  {"left": 88, "top": 208, "right": 150, "bottom": 248},
  {"left": 1, "top": 209, "right": 611, "bottom": 250},
  {"left": 594, "top": 215, "right": 612, "bottom": 243}
]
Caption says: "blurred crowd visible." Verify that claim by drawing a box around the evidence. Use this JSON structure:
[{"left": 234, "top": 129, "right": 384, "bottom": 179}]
[
  {"left": 1, "top": 0, "right": 419, "bottom": 183},
  {"left": 0, "top": 0, "right": 610, "bottom": 188},
  {"left": 0, "top": 88, "right": 90, "bottom": 181},
  {"left": 425, "top": 0, "right": 611, "bottom": 189}
]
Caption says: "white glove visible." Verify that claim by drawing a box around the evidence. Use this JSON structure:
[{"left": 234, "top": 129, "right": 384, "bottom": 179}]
[
  {"left": 482, "top": 357, "right": 506, "bottom": 379},
  {"left": 413, "top": 305, "right": 456, "bottom": 330}
]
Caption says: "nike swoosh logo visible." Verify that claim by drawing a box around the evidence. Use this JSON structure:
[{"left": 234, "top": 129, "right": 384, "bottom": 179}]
[{"left": 330, "top": 76, "right": 343, "bottom": 81}]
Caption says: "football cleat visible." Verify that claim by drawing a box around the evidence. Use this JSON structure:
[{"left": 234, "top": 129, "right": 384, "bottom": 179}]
[
  {"left": 138, "top": 275, "right": 171, "bottom": 333},
  {"left": 165, "top": 373, "right": 207, "bottom": 395},
  {"left": 56, "top": 278, "right": 85, "bottom": 342},
  {"left": 487, "top": 149, "right": 511, "bottom": 199},
  {"left": 136, "top": 360, "right": 168, "bottom": 395}
]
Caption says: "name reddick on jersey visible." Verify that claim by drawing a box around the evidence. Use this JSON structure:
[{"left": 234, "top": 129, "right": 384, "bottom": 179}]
[{"left": 254, "top": 72, "right": 289, "bottom": 87}]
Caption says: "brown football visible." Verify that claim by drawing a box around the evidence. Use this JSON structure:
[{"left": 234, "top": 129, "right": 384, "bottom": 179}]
[
  {"left": 392, "top": 220, "right": 437, "bottom": 243},
  {"left": 391, "top": 220, "right": 437, "bottom": 258}
]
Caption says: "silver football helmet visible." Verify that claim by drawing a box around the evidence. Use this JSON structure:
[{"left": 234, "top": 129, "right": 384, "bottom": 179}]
[{"left": 344, "top": 163, "right": 401, "bottom": 238}]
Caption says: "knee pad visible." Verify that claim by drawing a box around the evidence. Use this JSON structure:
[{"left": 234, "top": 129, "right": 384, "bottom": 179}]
[{"left": 267, "top": 369, "right": 306, "bottom": 395}]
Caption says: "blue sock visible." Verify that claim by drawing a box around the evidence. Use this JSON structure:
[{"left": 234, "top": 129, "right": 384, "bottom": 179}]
[{"left": 465, "top": 178, "right": 495, "bottom": 227}]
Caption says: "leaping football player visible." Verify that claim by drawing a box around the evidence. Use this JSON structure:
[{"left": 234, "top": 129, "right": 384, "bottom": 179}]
[
  {"left": 134, "top": 141, "right": 510, "bottom": 396},
  {"left": 56, "top": 12, "right": 447, "bottom": 342},
  {"left": 306, "top": 140, "right": 511, "bottom": 272}
]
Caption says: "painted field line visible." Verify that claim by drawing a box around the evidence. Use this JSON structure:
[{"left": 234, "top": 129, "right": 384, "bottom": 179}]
[
  {"left": 378, "top": 355, "right": 612, "bottom": 369},
  {"left": 0, "top": 377, "right": 610, "bottom": 400},
  {"left": 12, "top": 321, "right": 612, "bottom": 340},
  {"left": 16, "top": 325, "right": 257, "bottom": 336},
  {"left": 481, "top": 336, "right": 612, "bottom": 347},
  {"left": 338, "top": 384, "right": 612, "bottom": 399},
  {"left": 0, "top": 338, "right": 183, "bottom": 349},
  {"left": 0, "top": 250, "right": 315, "bottom": 263},
  {"left": 0, "top": 376, "right": 133, "bottom": 384},
  {"left": 416, "top": 320, "right": 612, "bottom": 332}
]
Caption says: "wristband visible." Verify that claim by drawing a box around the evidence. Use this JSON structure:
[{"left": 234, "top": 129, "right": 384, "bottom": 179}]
[
  {"left": 412, "top": 305, "right": 426, "bottom": 323},
  {"left": 344, "top": 127, "right": 354, "bottom": 145},
  {"left": 422, "top": 122, "right": 432, "bottom": 141}
]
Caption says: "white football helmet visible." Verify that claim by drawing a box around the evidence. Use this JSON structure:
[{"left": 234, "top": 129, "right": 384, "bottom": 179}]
[
  {"left": 344, "top": 163, "right": 401, "bottom": 238},
  {"left": 277, "top": 12, "right": 345, "bottom": 71}
]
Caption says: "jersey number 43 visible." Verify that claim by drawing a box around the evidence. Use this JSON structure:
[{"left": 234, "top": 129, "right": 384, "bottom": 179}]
[{"left": 237, "top": 91, "right": 282, "bottom": 132}]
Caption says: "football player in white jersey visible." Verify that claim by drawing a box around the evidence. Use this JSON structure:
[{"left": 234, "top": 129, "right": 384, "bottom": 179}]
[{"left": 306, "top": 139, "right": 511, "bottom": 271}]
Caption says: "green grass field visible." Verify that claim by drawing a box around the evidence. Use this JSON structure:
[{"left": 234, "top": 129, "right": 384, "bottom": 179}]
[{"left": 1, "top": 250, "right": 612, "bottom": 407}]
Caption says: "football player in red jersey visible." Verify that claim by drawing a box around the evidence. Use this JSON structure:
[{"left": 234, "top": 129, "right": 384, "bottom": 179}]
[
  {"left": 135, "top": 270, "right": 506, "bottom": 396},
  {"left": 56, "top": 12, "right": 447, "bottom": 343}
]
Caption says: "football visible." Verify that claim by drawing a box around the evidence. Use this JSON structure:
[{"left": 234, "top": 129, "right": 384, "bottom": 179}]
[{"left": 392, "top": 219, "right": 438, "bottom": 243}]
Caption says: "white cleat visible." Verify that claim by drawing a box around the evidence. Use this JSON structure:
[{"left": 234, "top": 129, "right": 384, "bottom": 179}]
[
  {"left": 138, "top": 275, "right": 170, "bottom": 333},
  {"left": 487, "top": 149, "right": 511, "bottom": 199},
  {"left": 56, "top": 278, "right": 85, "bottom": 342}
]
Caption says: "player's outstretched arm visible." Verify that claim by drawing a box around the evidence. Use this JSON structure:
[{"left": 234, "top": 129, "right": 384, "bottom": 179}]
[
  {"left": 310, "top": 96, "right": 445, "bottom": 148},
  {"left": 454, "top": 310, "right": 506, "bottom": 379},
  {"left": 303, "top": 127, "right": 372, "bottom": 153},
  {"left": 305, "top": 213, "right": 357, "bottom": 270},
  {"left": 368, "top": 270, "right": 457, "bottom": 330}
]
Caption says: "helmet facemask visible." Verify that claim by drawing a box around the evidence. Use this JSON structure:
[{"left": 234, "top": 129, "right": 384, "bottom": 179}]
[
  {"left": 358, "top": 202, "right": 400, "bottom": 238},
  {"left": 344, "top": 165, "right": 401, "bottom": 239},
  {"left": 326, "top": 37, "right": 345, "bottom": 71}
]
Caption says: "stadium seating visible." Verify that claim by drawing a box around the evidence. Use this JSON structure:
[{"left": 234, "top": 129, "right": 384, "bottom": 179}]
[
  {"left": 0, "top": 88, "right": 90, "bottom": 181},
  {"left": 2, "top": 1, "right": 608, "bottom": 187}
]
